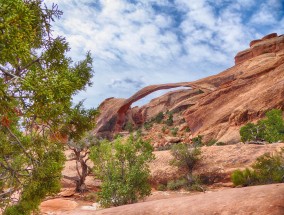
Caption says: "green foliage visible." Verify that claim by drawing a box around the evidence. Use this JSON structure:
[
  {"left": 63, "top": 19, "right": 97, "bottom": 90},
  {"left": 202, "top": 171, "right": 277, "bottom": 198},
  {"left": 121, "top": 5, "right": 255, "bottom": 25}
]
[
  {"left": 206, "top": 139, "right": 217, "bottom": 146},
  {"left": 157, "top": 184, "right": 167, "bottom": 191},
  {"left": 192, "top": 135, "right": 203, "bottom": 146},
  {"left": 154, "top": 112, "right": 164, "bottom": 123},
  {"left": 124, "top": 122, "right": 134, "bottom": 132},
  {"left": 161, "top": 126, "right": 166, "bottom": 133},
  {"left": 185, "top": 126, "right": 191, "bottom": 132},
  {"left": 0, "top": 0, "right": 94, "bottom": 213},
  {"left": 171, "top": 127, "right": 178, "bottom": 136},
  {"left": 170, "top": 143, "right": 201, "bottom": 175},
  {"left": 240, "top": 109, "right": 284, "bottom": 143},
  {"left": 167, "top": 178, "right": 187, "bottom": 190},
  {"left": 90, "top": 135, "right": 155, "bottom": 208},
  {"left": 144, "top": 121, "right": 153, "bottom": 130},
  {"left": 166, "top": 176, "right": 204, "bottom": 191},
  {"left": 231, "top": 148, "right": 284, "bottom": 186},
  {"left": 170, "top": 143, "right": 204, "bottom": 191},
  {"left": 231, "top": 168, "right": 258, "bottom": 186},
  {"left": 165, "top": 112, "right": 174, "bottom": 126}
]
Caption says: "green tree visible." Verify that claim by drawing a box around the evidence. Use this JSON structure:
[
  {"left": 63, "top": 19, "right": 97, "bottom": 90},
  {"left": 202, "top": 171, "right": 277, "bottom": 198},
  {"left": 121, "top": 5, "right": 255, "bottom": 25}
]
[
  {"left": 61, "top": 103, "right": 98, "bottom": 192},
  {"left": 0, "top": 1, "right": 94, "bottom": 214},
  {"left": 240, "top": 109, "right": 284, "bottom": 143},
  {"left": 90, "top": 135, "right": 154, "bottom": 208},
  {"left": 170, "top": 143, "right": 201, "bottom": 184}
]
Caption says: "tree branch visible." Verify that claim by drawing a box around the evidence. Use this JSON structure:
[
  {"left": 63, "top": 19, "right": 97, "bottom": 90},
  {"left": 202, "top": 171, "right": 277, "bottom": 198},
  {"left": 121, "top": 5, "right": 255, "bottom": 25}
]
[
  {"left": 0, "top": 65, "right": 21, "bottom": 79},
  {"left": 6, "top": 127, "right": 35, "bottom": 163}
]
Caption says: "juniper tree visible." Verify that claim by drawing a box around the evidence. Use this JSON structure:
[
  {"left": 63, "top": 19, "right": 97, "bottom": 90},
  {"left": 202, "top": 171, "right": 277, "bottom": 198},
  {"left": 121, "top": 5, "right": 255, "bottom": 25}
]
[{"left": 0, "top": 1, "right": 94, "bottom": 214}]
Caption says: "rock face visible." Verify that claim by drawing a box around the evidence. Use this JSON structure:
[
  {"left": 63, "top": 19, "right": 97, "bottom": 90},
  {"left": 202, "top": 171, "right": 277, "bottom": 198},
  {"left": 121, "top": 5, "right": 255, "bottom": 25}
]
[
  {"left": 94, "top": 184, "right": 284, "bottom": 215},
  {"left": 95, "top": 33, "right": 284, "bottom": 143}
]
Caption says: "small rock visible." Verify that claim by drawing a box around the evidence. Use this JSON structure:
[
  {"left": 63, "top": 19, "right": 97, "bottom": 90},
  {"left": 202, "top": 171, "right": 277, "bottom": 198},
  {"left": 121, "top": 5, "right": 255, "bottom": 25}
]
[
  {"left": 59, "top": 189, "right": 75, "bottom": 197},
  {"left": 165, "top": 136, "right": 181, "bottom": 143}
]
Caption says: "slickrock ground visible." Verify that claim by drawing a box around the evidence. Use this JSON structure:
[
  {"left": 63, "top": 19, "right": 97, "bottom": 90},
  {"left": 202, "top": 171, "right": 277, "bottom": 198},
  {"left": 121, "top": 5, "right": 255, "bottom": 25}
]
[
  {"left": 40, "top": 184, "right": 284, "bottom": 215},
  {"left": 90, "top": 183, "right": 284, "bottom": 215}
]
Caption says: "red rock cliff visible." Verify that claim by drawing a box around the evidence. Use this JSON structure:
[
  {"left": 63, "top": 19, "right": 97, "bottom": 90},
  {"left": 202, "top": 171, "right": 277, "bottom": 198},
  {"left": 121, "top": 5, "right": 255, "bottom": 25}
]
[{"left": 95, "top": 33, "right": 284, "bottom": 143}]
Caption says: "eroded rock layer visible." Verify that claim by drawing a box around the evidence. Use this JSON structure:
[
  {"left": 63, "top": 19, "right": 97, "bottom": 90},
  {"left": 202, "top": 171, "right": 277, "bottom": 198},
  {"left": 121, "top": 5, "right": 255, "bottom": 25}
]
[{"left": 95, "top": 33, "right": 284, "bottom": 143}]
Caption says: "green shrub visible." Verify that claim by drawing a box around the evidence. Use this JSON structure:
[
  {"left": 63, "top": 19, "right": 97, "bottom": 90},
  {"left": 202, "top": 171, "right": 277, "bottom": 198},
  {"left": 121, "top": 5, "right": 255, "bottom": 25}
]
[
  {"left": 154, "top": 112, "right": 164, "bottom": 123},
  {"left": 144, "top": 121, "right": 153, "bottom": 130},
  {"left": 171, "top": 127, "right": 178, "bottom": 136},
  {"left": 206, "top": 139, "right": 217, "bottom": 146},
  {"left": 124, "top": 122, "right": 134, "bottom": 132},
  {"left": 167, "top": 178, "right": 187, "bottom": 190},
  {"left": 240, "top": 109, "right": 284, "bottom": 143},
  {"left": 157, "top": 184, "right": 167, "bottom": 191},
  {"left": 165, "top": 112, "right": 174, "bottom": 126},
  {"left": 161, "top": 126, "right": 166, "bottom": 133},
  {"left": 231, "top": 168, "right": 258, "bottom": 186},
  {"left": 185, "top": 127, "right": 191, "bottom": 132},
  {"left": 192, "top": 135, "right": 203, "bottom": 146},
  {"left": 231, "top": 148, "right": 284, "bottom": 186},
  {"left": 170, "top": 143, "right": 201, "bottom": 175},
  {"left": 90, "top": 135, "right": 154, "bottom": 208},
  {"left": 166, "top": 176, "right": 204, "bottom": 191}
]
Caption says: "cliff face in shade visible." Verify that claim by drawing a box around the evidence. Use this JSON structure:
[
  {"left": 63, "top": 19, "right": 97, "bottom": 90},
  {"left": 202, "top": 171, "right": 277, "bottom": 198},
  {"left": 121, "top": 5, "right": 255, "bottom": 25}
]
[{"left": 95, "top": 33, "right": 284, "bottom": 143}]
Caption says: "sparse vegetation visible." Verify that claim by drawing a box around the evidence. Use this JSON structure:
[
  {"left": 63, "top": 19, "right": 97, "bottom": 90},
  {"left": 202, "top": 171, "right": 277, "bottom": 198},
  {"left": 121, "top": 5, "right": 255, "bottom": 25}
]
[
  {"left": 171, "top": 127, "right": 178, "bottom": 136},
  {"left": 192, "top": 135, "right": 203, "bottom": 146},
  {"left": 185, "top": 126, "right": 191, "bottom": 132},
  {"left": 231, "top": 148, "right": 284, "bottom": 186},
  {"left": 124, "top": 121, "right": 134, "bottom": 132},
  {"left": 157, "top": 184, "right": 167, "bottom": 191},
  {"left": 144, "top": 121, "right": 153, "bottom": 130},
  {"left": 240, "top": 109, "right": 284, "bottom": 143},
  {"left": 206, "top": 139, "right": 217, "bottom": 146},
  {"left": 170, "top": 143, "right": 204, "bottom": 191},
  {"left": 167, "top": 178, "right": 187, "bottom": 190},
  {"left": 154, "top": 112, "right": 164, "bottom": 123},
  {"left": 165, "top": 112, "right": 174, "bottom": 126},
  {"left": 90, "top": 135, "right": 154, "bottom": 208}
]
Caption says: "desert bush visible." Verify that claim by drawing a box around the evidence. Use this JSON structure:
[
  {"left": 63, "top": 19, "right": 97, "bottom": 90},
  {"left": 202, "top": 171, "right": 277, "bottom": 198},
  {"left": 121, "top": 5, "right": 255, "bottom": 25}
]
[
  {"left": 124, "top": 122, "right": 134, "bottom": 132},
  {"left": 154, "top": 112, "right": 164, "bottom": 123},
  {"left": 206, "top": 139, "right": 217, "bottom": 146},
  {"left": 90, "top": 135, "right": 154, "bottom": 208},
  {"left": 192, "top": 135, "right": 203, "bottom": 146},
  {"left": 165, "top": 112, "right": 174, "bottom": 126},
  {"left": 144, "top": 121, "right": 153, "bottom": 130},
  {"left": 170, "top": 143, "right": 203, "bottom": 191},
  {"left": 231, "top": 148, "right": 284, "bottom": 186},
  {"left": 157, "top": 184, "right": 167, "bottom": 191},
  {"left": 240, "top": 109, "right": 284, "bottom": 143},
  {"left": 167, "top": 178, "right": 187, "bottom": 190},
  {"left": 231, "top": 168, "right": 258, "bottom": 186},
  {"left": 171, "top": 127, "right": 178, "bottom": 136},
  {"left": 166, "top": 176, "right": 204, "bottom": 191},
  {"left": 170, "top": 143, "right": 201, "bottom": 175},
  {"left": 185, "top": 127, "right": 191, "bottom": 132}
]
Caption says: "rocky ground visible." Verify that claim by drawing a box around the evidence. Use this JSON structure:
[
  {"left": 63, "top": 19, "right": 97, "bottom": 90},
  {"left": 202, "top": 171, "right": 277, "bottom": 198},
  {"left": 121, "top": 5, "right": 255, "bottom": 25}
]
[{"left": 40, "top": 143, "right": 284, "bottom": 215}]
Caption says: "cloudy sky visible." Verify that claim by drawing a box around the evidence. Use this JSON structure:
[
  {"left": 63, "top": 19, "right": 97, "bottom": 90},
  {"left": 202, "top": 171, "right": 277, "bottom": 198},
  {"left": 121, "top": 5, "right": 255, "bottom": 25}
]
[{"left": 43, "top": 0, "right": 284, "bottom": 108}]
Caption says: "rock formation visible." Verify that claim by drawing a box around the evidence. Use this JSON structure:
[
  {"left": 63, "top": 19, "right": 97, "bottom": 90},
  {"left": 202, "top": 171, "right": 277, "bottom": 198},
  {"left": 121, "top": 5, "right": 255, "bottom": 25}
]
[{"left": 95, "top": 33, "right": 284, "bottom": 143}]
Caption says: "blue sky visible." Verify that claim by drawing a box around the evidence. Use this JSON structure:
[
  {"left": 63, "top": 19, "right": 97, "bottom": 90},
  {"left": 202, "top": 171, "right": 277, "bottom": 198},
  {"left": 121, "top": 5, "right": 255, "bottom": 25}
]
[{"left": 44, "top": 0, "right": 284, "bottom": 108}]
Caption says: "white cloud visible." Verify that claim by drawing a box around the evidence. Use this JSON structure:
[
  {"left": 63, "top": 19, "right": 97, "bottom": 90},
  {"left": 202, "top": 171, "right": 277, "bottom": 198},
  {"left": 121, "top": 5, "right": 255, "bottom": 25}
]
[{"left": 43, "top": 0, "right": 283, "bottom": 108}]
